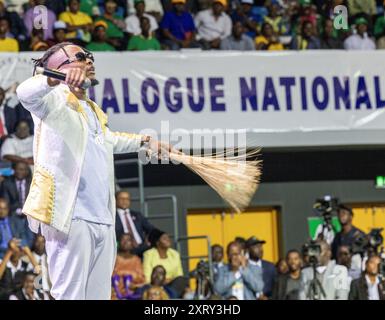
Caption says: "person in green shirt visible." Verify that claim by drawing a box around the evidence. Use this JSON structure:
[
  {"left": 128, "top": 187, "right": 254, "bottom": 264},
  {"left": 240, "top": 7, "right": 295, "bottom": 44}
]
[
  {"left": 95, "top": 0, "right": 126, "bottom": 48},
  {"left": 86, "top": 20, "right": 116, "bottom": 51},
  {"left": 79, "top": 0, "right": 100, "bottom": 17},
  {"left": 127, "top": 16, "right": 161, "bottom": 51}
]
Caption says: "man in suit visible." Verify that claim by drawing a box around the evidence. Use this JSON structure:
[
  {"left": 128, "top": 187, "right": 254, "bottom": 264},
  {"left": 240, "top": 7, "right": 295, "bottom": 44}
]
[
  {"left": 246, "top": 236, "right": 277, "bottom": 298},
  {"left": 299, "top": 240, "right": 349, "bottom": 300},
  {"left": 115, "top": 191, "right": 155, "bottom": 257},
  {"left": 2, "top": 161, "right": 32, "bottom": 215},
  {"left": 0, "top": 86, "right": 33, "bottom": 143},
  {"left": 214, "top": 241, "right": 263, "bottom": 300},
  {"left": 349, "top": 255, "right": 385, "bottom": 300},
  {"left": 0, "top": 198, "right": 35, "bottom": 258}
]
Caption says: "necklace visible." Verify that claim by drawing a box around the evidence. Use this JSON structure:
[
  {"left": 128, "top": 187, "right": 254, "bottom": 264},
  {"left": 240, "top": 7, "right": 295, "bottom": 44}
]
[{"left": 84, "top": 101, "right": 104, "bottom": 144}]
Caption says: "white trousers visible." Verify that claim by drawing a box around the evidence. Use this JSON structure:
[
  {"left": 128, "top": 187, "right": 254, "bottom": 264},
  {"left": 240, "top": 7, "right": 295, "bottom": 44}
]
[{"left": 41, "top": 219, "right": 116, "bottom": 300}]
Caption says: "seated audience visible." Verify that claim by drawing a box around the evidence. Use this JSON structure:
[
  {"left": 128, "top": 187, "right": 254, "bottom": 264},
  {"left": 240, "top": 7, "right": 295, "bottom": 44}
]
[
  {"left": 126, "top": 0, "right": 158, "bottom": 36},
  {"left": 264, "top": 1, "right": 288, "bottom": 35},
  {"left": 344, "top": 17, "right": 376, "bottom": 50},
  {"left": 214, "top": 241, "right": 263, "bottom": 300},
  {"left": 27, "top": 234, "right": 50, "bottom": 298},
  {"left": 127, "top": 16, "right": 161, "bottom": 50},
  {"left": 86, "top": 21, "right": 116, "bottom": 51},
  {"left": 0, "top": 85, "right": 20, "bottom": 142},
  {"left": 1, "top": 120, "right": 33, "bottom": 167},
  {"left": 0, "top": 17, "right": 19, "bottom": 52},
  {"left": 127, "top": 0, "right": 164, "bottom": 21},
  {"left": 0, "top": 239, "right": 38, "bottom": 300},
  {"left": 230, "top": 0, "right": 258, "bottom": 39},
  {"left": 143, "top": 228, "right": 187, "bottom": 297},
  {"left": 0, "top": 0, "right": 27, "bottom": 45},
  {"left": 2, "top": 161, "right": 31, "bottom": 216},
  {"left": 160, "top": 0, "right": 200, "bottom": 50},
  {"left": 112, "top": 233, "right": 145, "bottom": 299},
  {"left": 320, "top": 18, "right": 343, "bottom": 49},
  {"left": 59, "top": 0, "right": 93, "bottom": 45},
  {"left": 140, "top": 265, "right": 176, "bottom": 299},
  {"left": 9, "top": 272, "right": 45, "bottom": 300},
  {"left": 95, "top": 0, "right": 126, "bottom": 49},
  {"left": 23, "top": 0, "right": 56, "bottom": 41},
  {"left": 255, "top": 22, "right": 284, "bottom": 50},
  {"left": 195, "top": 0, "right": 232, "bottom": 49},
  {"left": 291, "top": 20, "right": 321, "bottom": 50},
  {"left": 47, "top": 21, "right": 68, "bottom": 47},
  {"left": 220, "top": 21, "right": 255, "bottom": 51},
  {"left": 0, "top": 198, "right": 35, "bottom": 259}
]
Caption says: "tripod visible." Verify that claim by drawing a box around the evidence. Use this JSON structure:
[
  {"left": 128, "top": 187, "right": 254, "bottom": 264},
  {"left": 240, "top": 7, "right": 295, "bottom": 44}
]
[
  {"left": 194, "top": 273, "right": 214, "bottom": 300},
  {"left": 307, "top": 261, "right": 326, "bottom": 300}
]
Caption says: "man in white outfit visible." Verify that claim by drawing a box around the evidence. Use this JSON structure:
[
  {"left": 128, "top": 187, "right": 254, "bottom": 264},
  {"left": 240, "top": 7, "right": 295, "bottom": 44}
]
[{"left": 16, "top": 42, "right": 170, "bottom": 300}]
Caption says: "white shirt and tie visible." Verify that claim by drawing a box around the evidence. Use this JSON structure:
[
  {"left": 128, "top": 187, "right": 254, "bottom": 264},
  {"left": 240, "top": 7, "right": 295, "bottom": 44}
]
[{"left": 117, "top": 208, "right": 143, "bottom": 245}]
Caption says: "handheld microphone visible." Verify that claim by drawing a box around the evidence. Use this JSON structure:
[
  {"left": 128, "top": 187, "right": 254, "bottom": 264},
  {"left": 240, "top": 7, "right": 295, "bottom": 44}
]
[{"left": 35, "top": 66, "right": 98, "bottom": 89}]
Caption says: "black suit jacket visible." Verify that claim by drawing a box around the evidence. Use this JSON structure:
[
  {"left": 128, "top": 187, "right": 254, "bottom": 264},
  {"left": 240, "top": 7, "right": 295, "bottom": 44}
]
[
  {"left": 261, "top": 260, "right": 277, "bottom": 298},
  {"left": 2, "top": 176, "right": 31, "bottom": 215},
  {"left": 115, "top": 209, "right": 155, "bottom": 257},
  {"left": 349, "top": 275, "right": 385, "bottom": 300}
]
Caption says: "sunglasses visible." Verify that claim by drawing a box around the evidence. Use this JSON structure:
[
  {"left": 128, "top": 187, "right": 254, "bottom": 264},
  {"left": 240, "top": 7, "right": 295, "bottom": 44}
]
[{"left": 56, "top": 47, "right": 94, "bottom": 70}]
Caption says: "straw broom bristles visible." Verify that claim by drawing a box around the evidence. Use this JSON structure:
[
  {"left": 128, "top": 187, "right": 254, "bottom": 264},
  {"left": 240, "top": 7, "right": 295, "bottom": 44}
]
[{"left": 168, "top": 149, "right": 262, "bottom": 213}]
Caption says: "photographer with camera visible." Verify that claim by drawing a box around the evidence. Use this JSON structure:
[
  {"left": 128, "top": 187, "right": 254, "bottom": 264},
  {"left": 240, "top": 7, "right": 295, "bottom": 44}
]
[
  {"left": 214, "top": 241, "right": 263, "bottom": 300},
  {"left": 331, "top": 205, "right": 365, "bottom": 260},
  {"left": 299, "top": 240, "right": 349, "bottom": 300},
  {"left": 349, "top": 255, "right": 385, "bottom": 300}
]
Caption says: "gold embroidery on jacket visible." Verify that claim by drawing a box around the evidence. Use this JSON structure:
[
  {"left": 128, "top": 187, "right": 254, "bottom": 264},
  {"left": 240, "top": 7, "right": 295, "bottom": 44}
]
[{"left": 23, "top": 165, "right": 55, "bottom": 225}]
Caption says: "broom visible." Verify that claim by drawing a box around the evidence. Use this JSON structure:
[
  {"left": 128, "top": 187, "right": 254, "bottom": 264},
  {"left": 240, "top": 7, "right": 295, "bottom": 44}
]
[{"left": 168, "top": 148, "right": 262, "bottom": 213}]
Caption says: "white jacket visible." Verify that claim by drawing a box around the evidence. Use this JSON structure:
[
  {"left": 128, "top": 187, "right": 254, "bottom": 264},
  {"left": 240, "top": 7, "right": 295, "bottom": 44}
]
[{"left": 16, "top": 75, "right": 143, "bottom": 234}]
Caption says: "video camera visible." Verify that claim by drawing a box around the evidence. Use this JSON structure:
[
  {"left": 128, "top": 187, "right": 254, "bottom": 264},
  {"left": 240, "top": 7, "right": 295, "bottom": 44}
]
[
  {"left": 352, "top": 228, "right": 384, "bottom": 256},
  {"left": 302, "top": 240, "right": 322, "bottom": 266},
  {"left": 313, "top": 195, "right": 340, "bottom": 221},
  {"left": 189, "top": 260, "right": 210, "bottom": 279}
]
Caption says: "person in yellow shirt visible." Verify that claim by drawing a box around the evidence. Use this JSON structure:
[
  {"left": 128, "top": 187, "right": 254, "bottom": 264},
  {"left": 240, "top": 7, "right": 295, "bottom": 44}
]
[
  {"left": 255, "top": 22, "right": 284, "bottom": 51},
  {"left": 59, "top": 0, "right": 93, "bottom": 44},
  {"left": 143, "top": 229, "right": 188, "bottom": 298},
  {"left": 0, "top": 17, "right": 19, "bottom": 52}
]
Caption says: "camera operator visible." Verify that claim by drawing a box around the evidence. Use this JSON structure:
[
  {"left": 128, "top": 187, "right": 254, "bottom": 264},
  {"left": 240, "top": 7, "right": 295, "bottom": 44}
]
[
  {"left": 214, "top": 241, "right": 263, "bottom": 300},
  {"left": 272, "top": 249, "right": 303, "bottom": 300},
  {"left": 331, "top": 205, "right": 365, "bottom": 259},
  {"left": 299, "top": 240, "right": 349, "bottom": 300},
  {"left": 349, "top": 255, "right": 385, "bottom": 300}
]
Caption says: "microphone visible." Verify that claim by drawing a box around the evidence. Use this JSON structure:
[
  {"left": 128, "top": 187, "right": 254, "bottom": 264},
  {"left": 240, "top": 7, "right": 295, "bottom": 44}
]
[{"left": 35, "top": 66, "right": 98, "bottom": 89}]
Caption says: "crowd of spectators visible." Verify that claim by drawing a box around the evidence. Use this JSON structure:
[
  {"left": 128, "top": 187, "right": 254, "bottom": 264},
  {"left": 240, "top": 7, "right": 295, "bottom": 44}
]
[
  {"left": 1, "top": 0, "right": 385, "bottom": 52},
  {"left": 1, "top": 166, "right": 384, "bottom": 299}
]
